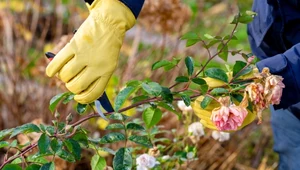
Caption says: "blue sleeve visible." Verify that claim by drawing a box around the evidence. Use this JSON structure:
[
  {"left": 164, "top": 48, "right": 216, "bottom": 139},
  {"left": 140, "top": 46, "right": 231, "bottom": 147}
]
[
  {"left": 256, "top": 44, "right": 300, "bottom": 109},
  {"left": 119, "top": 0, "right": 145, "bottom": 18},
  {"left": 287, "top": 0, "right": 300, "bottom": 7}
]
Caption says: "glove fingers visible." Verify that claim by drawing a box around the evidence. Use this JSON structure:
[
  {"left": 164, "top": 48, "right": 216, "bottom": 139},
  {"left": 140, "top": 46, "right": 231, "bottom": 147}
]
[
  {"left": 240, "top": 112, "right": 256, "bottom": 128},
  {"left": 46, "top": 44, "right": 74, "bottom": 77},
  {"left": 200, "top": 120, "right": 218, "bottom": 130},
  {"left": 199, "top": 118, "right": 215, "bottom": 126},
  {"left": 74, "top": 75, "right": 111, "bottom": 104},
  {"left": 58, "top": 58, "right": 86, "bottom": 83},
  {"left": 66, "top": 69, "right": 100, "bottom": 94}
]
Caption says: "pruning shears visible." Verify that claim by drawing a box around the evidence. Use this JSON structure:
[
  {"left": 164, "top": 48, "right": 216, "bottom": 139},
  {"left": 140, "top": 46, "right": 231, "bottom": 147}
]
[{"left": 45, "top": 52, "right": 114, "bottom": 121}]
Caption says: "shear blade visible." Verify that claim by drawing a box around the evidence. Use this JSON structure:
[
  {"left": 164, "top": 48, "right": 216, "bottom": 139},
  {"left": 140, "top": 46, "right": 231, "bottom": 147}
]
[{"left": 94, "top": 100, "right": 108, "bottom": 121}]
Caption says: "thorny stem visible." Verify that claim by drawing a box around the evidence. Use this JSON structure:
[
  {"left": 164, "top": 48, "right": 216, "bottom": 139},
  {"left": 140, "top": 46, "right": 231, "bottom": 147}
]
[
  {"left": 0, "top": 143, "right": 38, "bottom": 169},
  {"left": 195, "top": 23, "right": 239, "bottom": 78}
]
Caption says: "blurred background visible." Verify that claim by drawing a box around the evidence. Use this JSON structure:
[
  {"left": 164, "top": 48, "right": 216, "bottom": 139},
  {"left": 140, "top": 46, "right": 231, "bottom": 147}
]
[{"left": 0, "top": 0, "right": 278, "bottom": 169}]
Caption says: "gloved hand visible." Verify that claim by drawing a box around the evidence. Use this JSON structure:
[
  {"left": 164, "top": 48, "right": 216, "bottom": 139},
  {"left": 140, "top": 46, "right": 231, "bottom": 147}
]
[
  {"left": 192, "top": 68, "right": 258, "bottom": 131},
  {"left": 46, "top": 0, "right": 135, "bottom": 104},
  {"left": 192, "top": 96, "right": 256, "bottom": 131}
]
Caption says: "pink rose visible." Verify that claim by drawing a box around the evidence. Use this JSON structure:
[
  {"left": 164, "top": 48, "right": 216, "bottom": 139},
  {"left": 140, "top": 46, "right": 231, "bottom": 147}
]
[
  {"left": 211, "top": 104, "right": 248, "bottom": 131},
  {"left": 264, "top": 75, "right": 285, "bottom": 105}
]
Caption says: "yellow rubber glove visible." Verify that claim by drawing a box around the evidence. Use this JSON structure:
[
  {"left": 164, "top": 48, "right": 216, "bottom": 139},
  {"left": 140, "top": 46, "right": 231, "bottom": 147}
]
[
  {"left": 46, "top": 0, "right": 135, "bottom": 104},
  {"left": 192, "top": 96, "right": 256, "bottom": 131}
]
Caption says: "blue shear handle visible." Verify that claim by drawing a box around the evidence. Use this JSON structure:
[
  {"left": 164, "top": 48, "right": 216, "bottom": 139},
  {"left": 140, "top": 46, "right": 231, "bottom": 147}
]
[
  {"left": 45, "top": 52, "right": 115, "bottom": 113},
  {"left": 98, "top": 92, "right": 114, "bottom": 112}
]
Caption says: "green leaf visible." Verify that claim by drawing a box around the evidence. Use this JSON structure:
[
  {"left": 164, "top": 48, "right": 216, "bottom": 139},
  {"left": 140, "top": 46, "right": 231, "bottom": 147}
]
[
  {"left": 207, "top": 39, "right": 221, "bottom": 48},
  {"left": 181, "top": 32, "right": 199, "bottom": 40},
  {"left": 100, "top": 147, "right": 116, "bottom": 155},
  {"left": 38, "top": 134, "right": 50, "bottom": 154},
  {"left": 3, "top": 164, "right": 22, "bottom": 170},
  {"left": 45, "top": 126, "right": 55, "bottom": 136},
  {"left": 192, "top": 78, "right": 206, "bottom": 85},
  {"left": 26, "top": 155, "right": 48, "bottom": 164},
  {"left": 164, "top": 62, "right": 177, "bottom": 71},
  {"left": 50, "top": 139, "right": 62, "bottom": 153},
  {"left": 11, "top": 158, "right": 22, "bottom": 164},
  {"left": 231, "top": 11, "right": 257, "bottom": 24},
  {"left": 9, "top": 140, "right": 17, "bottom": 148},
  {"left": 72, "top": 132, "right": 89, "bottom": 147},
  {"left": 204, "top": 34, "right": 215, "bottom": 39},
  {"left": 175, "top": 151, "right": 187, "bottom": 159},
  {"left": 10, "top": 123, "right": 40, "bottom": 138},
  {"left": 100, "top": 133, "right": 126, "bottom": 144},
  {"left": 0, "top": 141, "right": 9, "bottom": 149},
  {"left": 141, "top": 82, "right": 162, "bottom": 97},
  {"left": 25, "top": 164, "right": 41, "bottom": 170},
  {"left": 211, "top": 88, "right": 229, "bottom": 96},
  {"left": 56, "top": 149, "right": 75, "bottom": 162},
  {"left": 113, "top": 148, "right": 132, "bottom": 170},
  {"left": 62, "top": 93, "right": 74, "bottom": 104},
  {"left": 157, "top": 102, "right": 180, "bottom": 118},
  {"left": 109, "top": 113, "right": 128, "bottom": 121},
  {"left": 49, "top": 92, "right": 69, "bottom": 112},
  {"left": 185, "top": 56, "right": 194, "bottom": 76},
  {"left": 180, "top": 93, "right": 191, "bottom": 106},
  {"left": 76, "top": 103, "right": 88, "bottom": 115},
  {"left": 91, "top": 155, "right": 106, "bottom": 170},
  {"left": 218, "top": 43, "right": 229, "bottom": 61},
  {"left": 205, "top": 68, "right": 228, "bottom": 83},
  {"left": 233, "top": 61, "right": 252, "bottom": 79},
  {"left": 152, "top": 60, "right": 171, "bottom": 70},
  {"left": 201, "top": 96, "right": 213, "bottom": 109},
  {"left": 142, "top": 108, "right": 162, "bottom": 129},
  {"left": 114, "top": 86, "right": 137, "bottom": 111},
  {"left": 63, "top": 139, "right": 81, "bottom": 160},
  {"left": 0, "top": 128, "right": 13, "bottom": 140},
  {"left": 186, "top": 39, "right": 200, "bottom": 47},
  {"left": 223, "top": 35, "right": 238, "bottom": 41},
  {"left": 175, "top": 76, "right": 189, "bottom": 83},
  {"left": 128, "top": 135, "right": 153, "bottom": 148},
  {"left": 161, "top": 87, "right": 173, "bottom": 103},
  {"left": 132, "top": 95, "right": 149, "bottom": 104},
  {"left": 126, "top": 123, "right": 145, "bottom": 131},
  {"left": 105, "top": 123, "right": 125, "bottom": 130},
  {"left": 126, "top": 80, "right": 142, "bottom": 87},
  {"left": 40, "top": 162, "right": 55, "bottom": 170}
]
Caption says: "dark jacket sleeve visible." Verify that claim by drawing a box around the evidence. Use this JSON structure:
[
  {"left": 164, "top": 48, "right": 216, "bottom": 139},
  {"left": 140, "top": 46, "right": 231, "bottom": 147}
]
[
  {"left": 84, "top": 0, "right": 144, "bottom": 18},
  {"left": 119, "top": 0, "right": 145, "bottom": 18},
  {"left": 256, "top": 44, "right": 300, "bottom": 109},
  {"left": 286, "top": 0, "right": 300, "bottom": 8}
]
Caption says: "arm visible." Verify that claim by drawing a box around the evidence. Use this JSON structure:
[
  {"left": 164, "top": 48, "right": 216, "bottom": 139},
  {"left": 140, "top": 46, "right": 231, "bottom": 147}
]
[
  {"left": 84, "top": 0, "right": 145, "bottom": 18},
  {"left": 256, "top": 44, "right": 300, "bottom": 109},
  {"left": 286, "top": 0, "right": 300, "bottom": 7}
]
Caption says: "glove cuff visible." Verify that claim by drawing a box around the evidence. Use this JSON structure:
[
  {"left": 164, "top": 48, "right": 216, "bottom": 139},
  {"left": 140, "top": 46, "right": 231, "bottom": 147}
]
[{"left": 88, "top": 0, "right": 136, "bottom": 31}]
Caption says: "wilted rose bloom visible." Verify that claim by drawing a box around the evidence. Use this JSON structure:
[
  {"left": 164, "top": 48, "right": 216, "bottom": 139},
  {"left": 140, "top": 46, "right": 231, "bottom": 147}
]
[
  {"left": 136, "top": 154, "right": 158, "bottom": 170},
  {"left": 211, "top": 131, "right": 230, "bottom": 142},
  {"left": 177, "top": 100, "right": 193, "bottom": 112},
  {"left": 211, "top": 104, "right": 248, "bottom": 131},
  {"left": 246, "top": 83, "right": 264, "bottom": 105},
  {"left": 264, "top": 75, "right": 285, "bottom": 105},
  {"left": 245, "top": 83, "right": 266, "bottom": 120},
  {"left": 148, "top": 147, "right": 160, "bottom": 157},
  {"left": 188, "top": 122, "right": 205, "bottom": 143}
]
